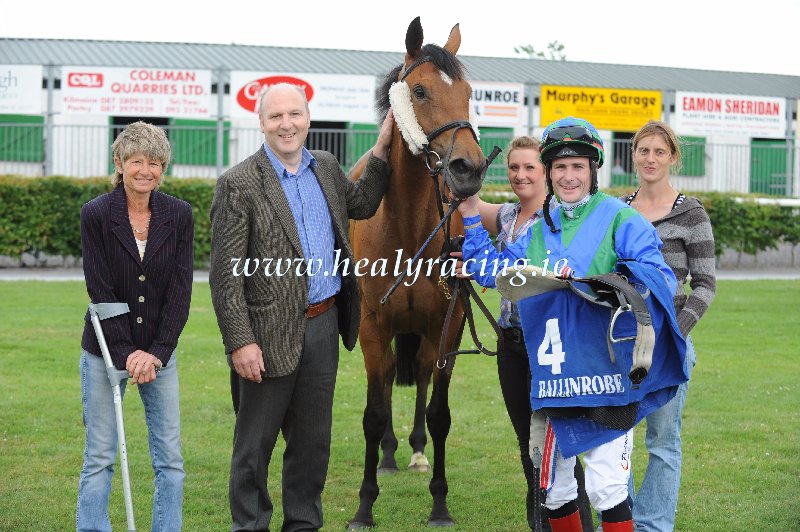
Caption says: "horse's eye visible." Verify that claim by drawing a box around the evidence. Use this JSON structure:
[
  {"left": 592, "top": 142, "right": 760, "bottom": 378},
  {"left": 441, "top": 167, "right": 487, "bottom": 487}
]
[{"left": 413, "top": 86, "right": 426, "bottom": 99}]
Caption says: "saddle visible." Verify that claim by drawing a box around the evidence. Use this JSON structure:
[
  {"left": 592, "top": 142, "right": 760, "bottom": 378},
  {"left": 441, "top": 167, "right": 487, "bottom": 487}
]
[{"left": 496, "top": 264, "right": 655, "bottom": 389}]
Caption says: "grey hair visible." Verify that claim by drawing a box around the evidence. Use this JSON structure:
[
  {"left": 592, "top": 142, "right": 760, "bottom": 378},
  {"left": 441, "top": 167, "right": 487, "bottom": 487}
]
[
  {"left": 111, "top": 121, "right": 171, "bottom": 187},
  {"left": 256, "top": 82, "right": 309, "bottom": 118}
]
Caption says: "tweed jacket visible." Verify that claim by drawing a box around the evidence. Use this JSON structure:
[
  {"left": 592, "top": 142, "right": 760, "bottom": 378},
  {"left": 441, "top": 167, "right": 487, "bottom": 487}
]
[
  {"left": 81, "top": 185, "right": 195, "bottom": 369},
  {"left": 209, "top": 148, "right": 390, "bottom": 377}
]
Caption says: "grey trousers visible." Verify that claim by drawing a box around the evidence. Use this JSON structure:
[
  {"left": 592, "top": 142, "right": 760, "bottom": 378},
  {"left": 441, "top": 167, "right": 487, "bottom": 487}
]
[{"left": 230, "top": 306, "right": 339, "bottom": 532}]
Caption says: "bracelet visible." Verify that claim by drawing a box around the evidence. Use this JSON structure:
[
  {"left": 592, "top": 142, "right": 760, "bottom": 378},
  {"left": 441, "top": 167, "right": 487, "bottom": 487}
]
[{"left": 464, "top": 221, "right": 482, "bottom": 230}]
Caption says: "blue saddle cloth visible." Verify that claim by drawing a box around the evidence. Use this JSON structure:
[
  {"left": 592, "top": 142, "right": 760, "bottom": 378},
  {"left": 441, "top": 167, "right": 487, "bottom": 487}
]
[{"left": 518, "top": 261, "right": 688, "bottom": 457}]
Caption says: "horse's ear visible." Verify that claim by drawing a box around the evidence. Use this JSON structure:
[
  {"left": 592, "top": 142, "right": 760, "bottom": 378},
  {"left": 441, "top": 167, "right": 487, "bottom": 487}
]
[
  {"left": 444, "top": 23, "right": 461, "bottom": 55},
  {"left": 405, "top": 16, "right": 423, "bottom": 60}
]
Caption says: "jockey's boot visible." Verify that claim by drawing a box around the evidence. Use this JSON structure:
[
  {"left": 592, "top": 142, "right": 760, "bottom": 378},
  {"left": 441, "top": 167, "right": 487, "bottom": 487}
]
[
  {"left": 601, "top": 519, "right": 633, "bottom": 531},
  {"left": 548, "top": 509, "right": 583, "bottom": 532}
]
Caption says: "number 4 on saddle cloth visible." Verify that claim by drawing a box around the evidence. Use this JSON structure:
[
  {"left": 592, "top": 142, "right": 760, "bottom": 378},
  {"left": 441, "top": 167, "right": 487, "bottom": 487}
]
[{"left": 496, "top": 261, "right": 688, "bottom": 458}]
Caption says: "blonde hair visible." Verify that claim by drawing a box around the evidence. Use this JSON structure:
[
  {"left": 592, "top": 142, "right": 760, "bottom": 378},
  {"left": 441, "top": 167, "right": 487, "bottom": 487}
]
[
  {"left": 505, "top": 135, "right": 541, "bottom": 166},
  {"left": 111, "top": 121, "right": 171, "bottom": 187},
  {"left": 632, "top": 120, "right": 682, "bottom": 174}
]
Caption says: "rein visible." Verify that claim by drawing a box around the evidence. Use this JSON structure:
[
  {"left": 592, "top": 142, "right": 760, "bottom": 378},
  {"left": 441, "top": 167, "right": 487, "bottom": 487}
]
[{"left": 435, "top": 237, "right": 504, "bottom": 372}]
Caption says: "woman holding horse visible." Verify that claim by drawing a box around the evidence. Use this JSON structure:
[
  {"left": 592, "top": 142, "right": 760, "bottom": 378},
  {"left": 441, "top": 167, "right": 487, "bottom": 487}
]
[
  {"left": 457, "top": 117, "right": 687, "bottom": 531},
  {"left": 623, "top": 120, "right": 716, "bottom": 530}
]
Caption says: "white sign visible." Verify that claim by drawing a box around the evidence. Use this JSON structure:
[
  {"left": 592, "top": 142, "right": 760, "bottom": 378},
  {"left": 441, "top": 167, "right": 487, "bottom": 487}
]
[
  {"left": 674, "top": 91, "right": 786, "bottom": 138},
  {"left": 61, "top": 66, "right": 212, "bottom": 117},
  {"left": 229, "top": 71, "right": 376, "bottom": 123},
  {"left": 469, "top": 81, "right": 524, "bottom": 127},
  {"left": 0, "top": 65, "right": 43, "bottom": 114}
]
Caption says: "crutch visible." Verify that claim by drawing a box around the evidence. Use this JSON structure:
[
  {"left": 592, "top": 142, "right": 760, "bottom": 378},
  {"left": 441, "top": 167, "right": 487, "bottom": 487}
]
[{"left": 88, "top": 302, "right": 136, "bottom": 532}]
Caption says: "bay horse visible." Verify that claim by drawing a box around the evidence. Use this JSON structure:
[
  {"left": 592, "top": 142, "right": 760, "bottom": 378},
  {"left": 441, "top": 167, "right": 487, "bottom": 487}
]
[{"left": 347, "top": 17, "right": 489, "bottom": 528}]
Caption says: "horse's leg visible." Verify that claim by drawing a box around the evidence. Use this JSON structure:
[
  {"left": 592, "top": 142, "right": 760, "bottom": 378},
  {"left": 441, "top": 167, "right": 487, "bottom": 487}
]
[
  {"left": 349, "top": 313, "right": 392, "bottom": 529},
  {"left": 422, "top": 335, "right": 456, "bottom": 527},
  {"left": 378, "top": 348, "right": 399, "bottom": 473},
  {"left": 408, "top": 359, "right": 432, "bottom": 472}
]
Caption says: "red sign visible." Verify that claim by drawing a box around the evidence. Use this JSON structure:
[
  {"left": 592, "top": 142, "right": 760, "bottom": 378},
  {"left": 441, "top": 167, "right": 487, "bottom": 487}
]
[
  {"left": 235, "top": 76, "right": 315, "bottom": 113},
  {"left": 68, "top": 72, "right": 104, "bottom": 88}
]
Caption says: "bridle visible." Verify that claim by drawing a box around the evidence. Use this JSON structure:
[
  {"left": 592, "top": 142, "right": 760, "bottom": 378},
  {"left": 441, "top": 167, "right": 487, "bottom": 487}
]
[{"left": 381, "top": 55, "right": 504, "bottom": 373}]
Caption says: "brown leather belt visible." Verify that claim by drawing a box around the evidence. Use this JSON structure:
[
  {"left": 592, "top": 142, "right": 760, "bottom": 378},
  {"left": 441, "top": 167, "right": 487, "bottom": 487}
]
[{"left": 306, "top": 296, "right": 335, "bottom": 319}]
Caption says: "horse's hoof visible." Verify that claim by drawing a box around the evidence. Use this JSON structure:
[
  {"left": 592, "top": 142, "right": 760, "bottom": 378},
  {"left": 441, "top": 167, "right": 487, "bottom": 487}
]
[
  {"left": 407, "top": 451, "right": 431, "bottom": 473},
  {"left": 377, "top": 466, "right": 399, "bottom": 475},
  {"left": 427, "top": 518, "right": 454, "bottom": 527},
  {"left": 347, "top": 519, "right": 374, "bottom": 529}
]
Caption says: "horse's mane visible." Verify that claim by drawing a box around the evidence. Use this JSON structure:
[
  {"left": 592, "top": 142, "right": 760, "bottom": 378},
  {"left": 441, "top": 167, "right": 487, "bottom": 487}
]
[{"left": 376, "top": 43, "right": 467, "bottom": 121}]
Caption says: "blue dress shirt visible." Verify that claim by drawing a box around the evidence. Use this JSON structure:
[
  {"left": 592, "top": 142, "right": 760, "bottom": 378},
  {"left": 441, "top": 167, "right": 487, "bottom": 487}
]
[{"left": 263, "top": 144, "right": 340, "bottom": 304}]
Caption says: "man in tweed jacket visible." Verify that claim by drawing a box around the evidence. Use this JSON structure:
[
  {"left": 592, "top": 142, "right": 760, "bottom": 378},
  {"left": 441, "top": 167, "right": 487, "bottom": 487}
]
[{"left": 209, "top": 83, "right": 393, "bottom": 532}]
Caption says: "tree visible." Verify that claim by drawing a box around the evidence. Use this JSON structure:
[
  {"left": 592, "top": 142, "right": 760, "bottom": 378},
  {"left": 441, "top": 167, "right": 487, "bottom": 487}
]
[{"left": 514, "top": 40, "right": 566, "bottom": 60}]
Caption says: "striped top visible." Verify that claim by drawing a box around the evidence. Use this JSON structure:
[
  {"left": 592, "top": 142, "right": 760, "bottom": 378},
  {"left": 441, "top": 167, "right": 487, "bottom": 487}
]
[
  {"left": 624, "top": 192, "right": 716, "bottom": 336},
  {"left": 494, "top": 202, "right": 540, "bottom": 328}
]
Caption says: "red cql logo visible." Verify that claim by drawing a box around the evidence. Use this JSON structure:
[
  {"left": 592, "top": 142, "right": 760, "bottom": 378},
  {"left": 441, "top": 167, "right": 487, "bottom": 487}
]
[
  {"left": 68, "top": 73, "right": 104, "bottom": 88},
  {"left": 236, "top": 76, "right": 314, "bottom": 113}
]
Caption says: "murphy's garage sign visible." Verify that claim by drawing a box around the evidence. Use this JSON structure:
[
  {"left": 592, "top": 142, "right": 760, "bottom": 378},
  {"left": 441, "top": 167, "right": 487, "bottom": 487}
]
[{"left": 540, "top": 85, "right": 661, "bottom": 132}]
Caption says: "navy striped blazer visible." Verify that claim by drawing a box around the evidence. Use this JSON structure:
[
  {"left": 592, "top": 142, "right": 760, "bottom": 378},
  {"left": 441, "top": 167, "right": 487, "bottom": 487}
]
[{"left": 81, "top": 185, "right": 194, "bottom": 369}]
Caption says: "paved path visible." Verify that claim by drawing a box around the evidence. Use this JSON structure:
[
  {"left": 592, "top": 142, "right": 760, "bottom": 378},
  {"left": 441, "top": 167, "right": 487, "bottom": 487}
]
[{"left": 0, "top": 267, "right": 797, "bottom": 281}]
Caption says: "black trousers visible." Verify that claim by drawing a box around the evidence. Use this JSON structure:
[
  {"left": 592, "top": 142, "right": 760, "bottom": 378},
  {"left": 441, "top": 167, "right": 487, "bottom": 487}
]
[
  {"left": 230, "top": 306, "right": 339, "bottom": 532},
  {"left": 498, "top": 327, "right": 593, "bottom": 530}
]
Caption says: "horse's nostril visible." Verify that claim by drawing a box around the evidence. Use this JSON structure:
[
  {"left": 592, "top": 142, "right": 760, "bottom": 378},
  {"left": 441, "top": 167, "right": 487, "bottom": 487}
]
[{"left": 448, "top": 158, "right": 475, "bottom": 178}]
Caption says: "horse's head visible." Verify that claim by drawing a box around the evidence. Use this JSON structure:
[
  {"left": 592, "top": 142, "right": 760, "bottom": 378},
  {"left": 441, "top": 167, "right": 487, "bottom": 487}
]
[{"left": 379, "top": 17, "right": 487, "bottom": 199}]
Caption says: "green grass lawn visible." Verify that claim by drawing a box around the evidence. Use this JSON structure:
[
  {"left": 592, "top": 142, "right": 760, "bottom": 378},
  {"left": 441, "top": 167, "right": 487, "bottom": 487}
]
[{"left": 0, "top": 280, "right": 798, "bottom": 531}]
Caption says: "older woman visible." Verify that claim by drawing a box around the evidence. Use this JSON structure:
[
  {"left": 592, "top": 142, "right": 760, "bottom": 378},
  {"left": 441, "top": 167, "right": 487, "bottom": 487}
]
[{"left": 76, "top": 121, "right": 194, "bottom": 532}]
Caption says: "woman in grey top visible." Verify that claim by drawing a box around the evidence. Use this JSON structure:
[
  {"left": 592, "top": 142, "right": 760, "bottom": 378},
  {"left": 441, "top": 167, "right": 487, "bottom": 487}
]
[{"left": 624, "top": 120, "right": 716, "bottom": 531}]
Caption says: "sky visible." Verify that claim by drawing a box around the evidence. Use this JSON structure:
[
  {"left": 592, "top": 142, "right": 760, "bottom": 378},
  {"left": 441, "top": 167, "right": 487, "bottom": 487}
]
[{"left": 3, "top": 0, "right": 799, "bottom": 77}]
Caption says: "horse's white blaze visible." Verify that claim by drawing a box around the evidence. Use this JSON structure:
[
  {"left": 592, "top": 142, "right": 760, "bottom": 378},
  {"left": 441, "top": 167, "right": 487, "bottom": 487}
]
[
  {"left": 439, "top": 71, "right": 453, "bottom": 86},
  {"left": 408, "top": 451, "right": 431, "bottom": 471}
]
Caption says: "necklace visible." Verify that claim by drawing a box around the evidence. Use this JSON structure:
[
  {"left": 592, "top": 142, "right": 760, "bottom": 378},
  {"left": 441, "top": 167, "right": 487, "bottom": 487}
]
[{"left": 130, "top": 212, "right": 151, "bottom": 235}]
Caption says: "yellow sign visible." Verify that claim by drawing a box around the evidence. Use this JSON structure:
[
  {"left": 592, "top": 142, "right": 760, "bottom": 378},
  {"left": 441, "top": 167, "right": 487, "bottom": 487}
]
[{"left": 540, "top": 85, "right": 662, "bottom": 132}]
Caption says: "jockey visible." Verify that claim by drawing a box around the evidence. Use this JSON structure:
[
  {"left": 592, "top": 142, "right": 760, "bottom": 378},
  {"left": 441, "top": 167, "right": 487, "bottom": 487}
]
[{"left": 456, "top": 117, "right": 687, "bottom": 531}]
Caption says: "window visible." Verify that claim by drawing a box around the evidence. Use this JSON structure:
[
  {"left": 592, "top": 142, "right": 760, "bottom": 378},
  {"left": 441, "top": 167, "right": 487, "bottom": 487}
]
[
  {"left": 170, "top": 118, "right": 230, "bottom": 167},
  {"left": 345, "top": 123, "right": 378, "bottom": 174},
  {"left": 0, "top": 114, "right": 44, "bottom": 162},
  {"left": 611, "top": 132, "right": 635, "bottom": 187},
  {"left": 681, "top": 136, "right": 705, "bottom": 177},
  {"left": 481, "top": 127, "right": 514, "bottom": 183}
]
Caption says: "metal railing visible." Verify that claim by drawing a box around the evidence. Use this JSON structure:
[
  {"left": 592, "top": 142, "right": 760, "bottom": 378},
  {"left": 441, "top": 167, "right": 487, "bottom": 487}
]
[{"left": 1, "top": 122, "right": 797, "bottom": 196}]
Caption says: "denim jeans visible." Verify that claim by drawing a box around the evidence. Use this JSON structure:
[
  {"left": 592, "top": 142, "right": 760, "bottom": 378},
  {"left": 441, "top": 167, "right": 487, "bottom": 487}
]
[
  {"left": 629, "top": 335, "right": 696, "bottom": 531},
  {"left": 76, "top": 349, "right": 184, "bottom": 532}
]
